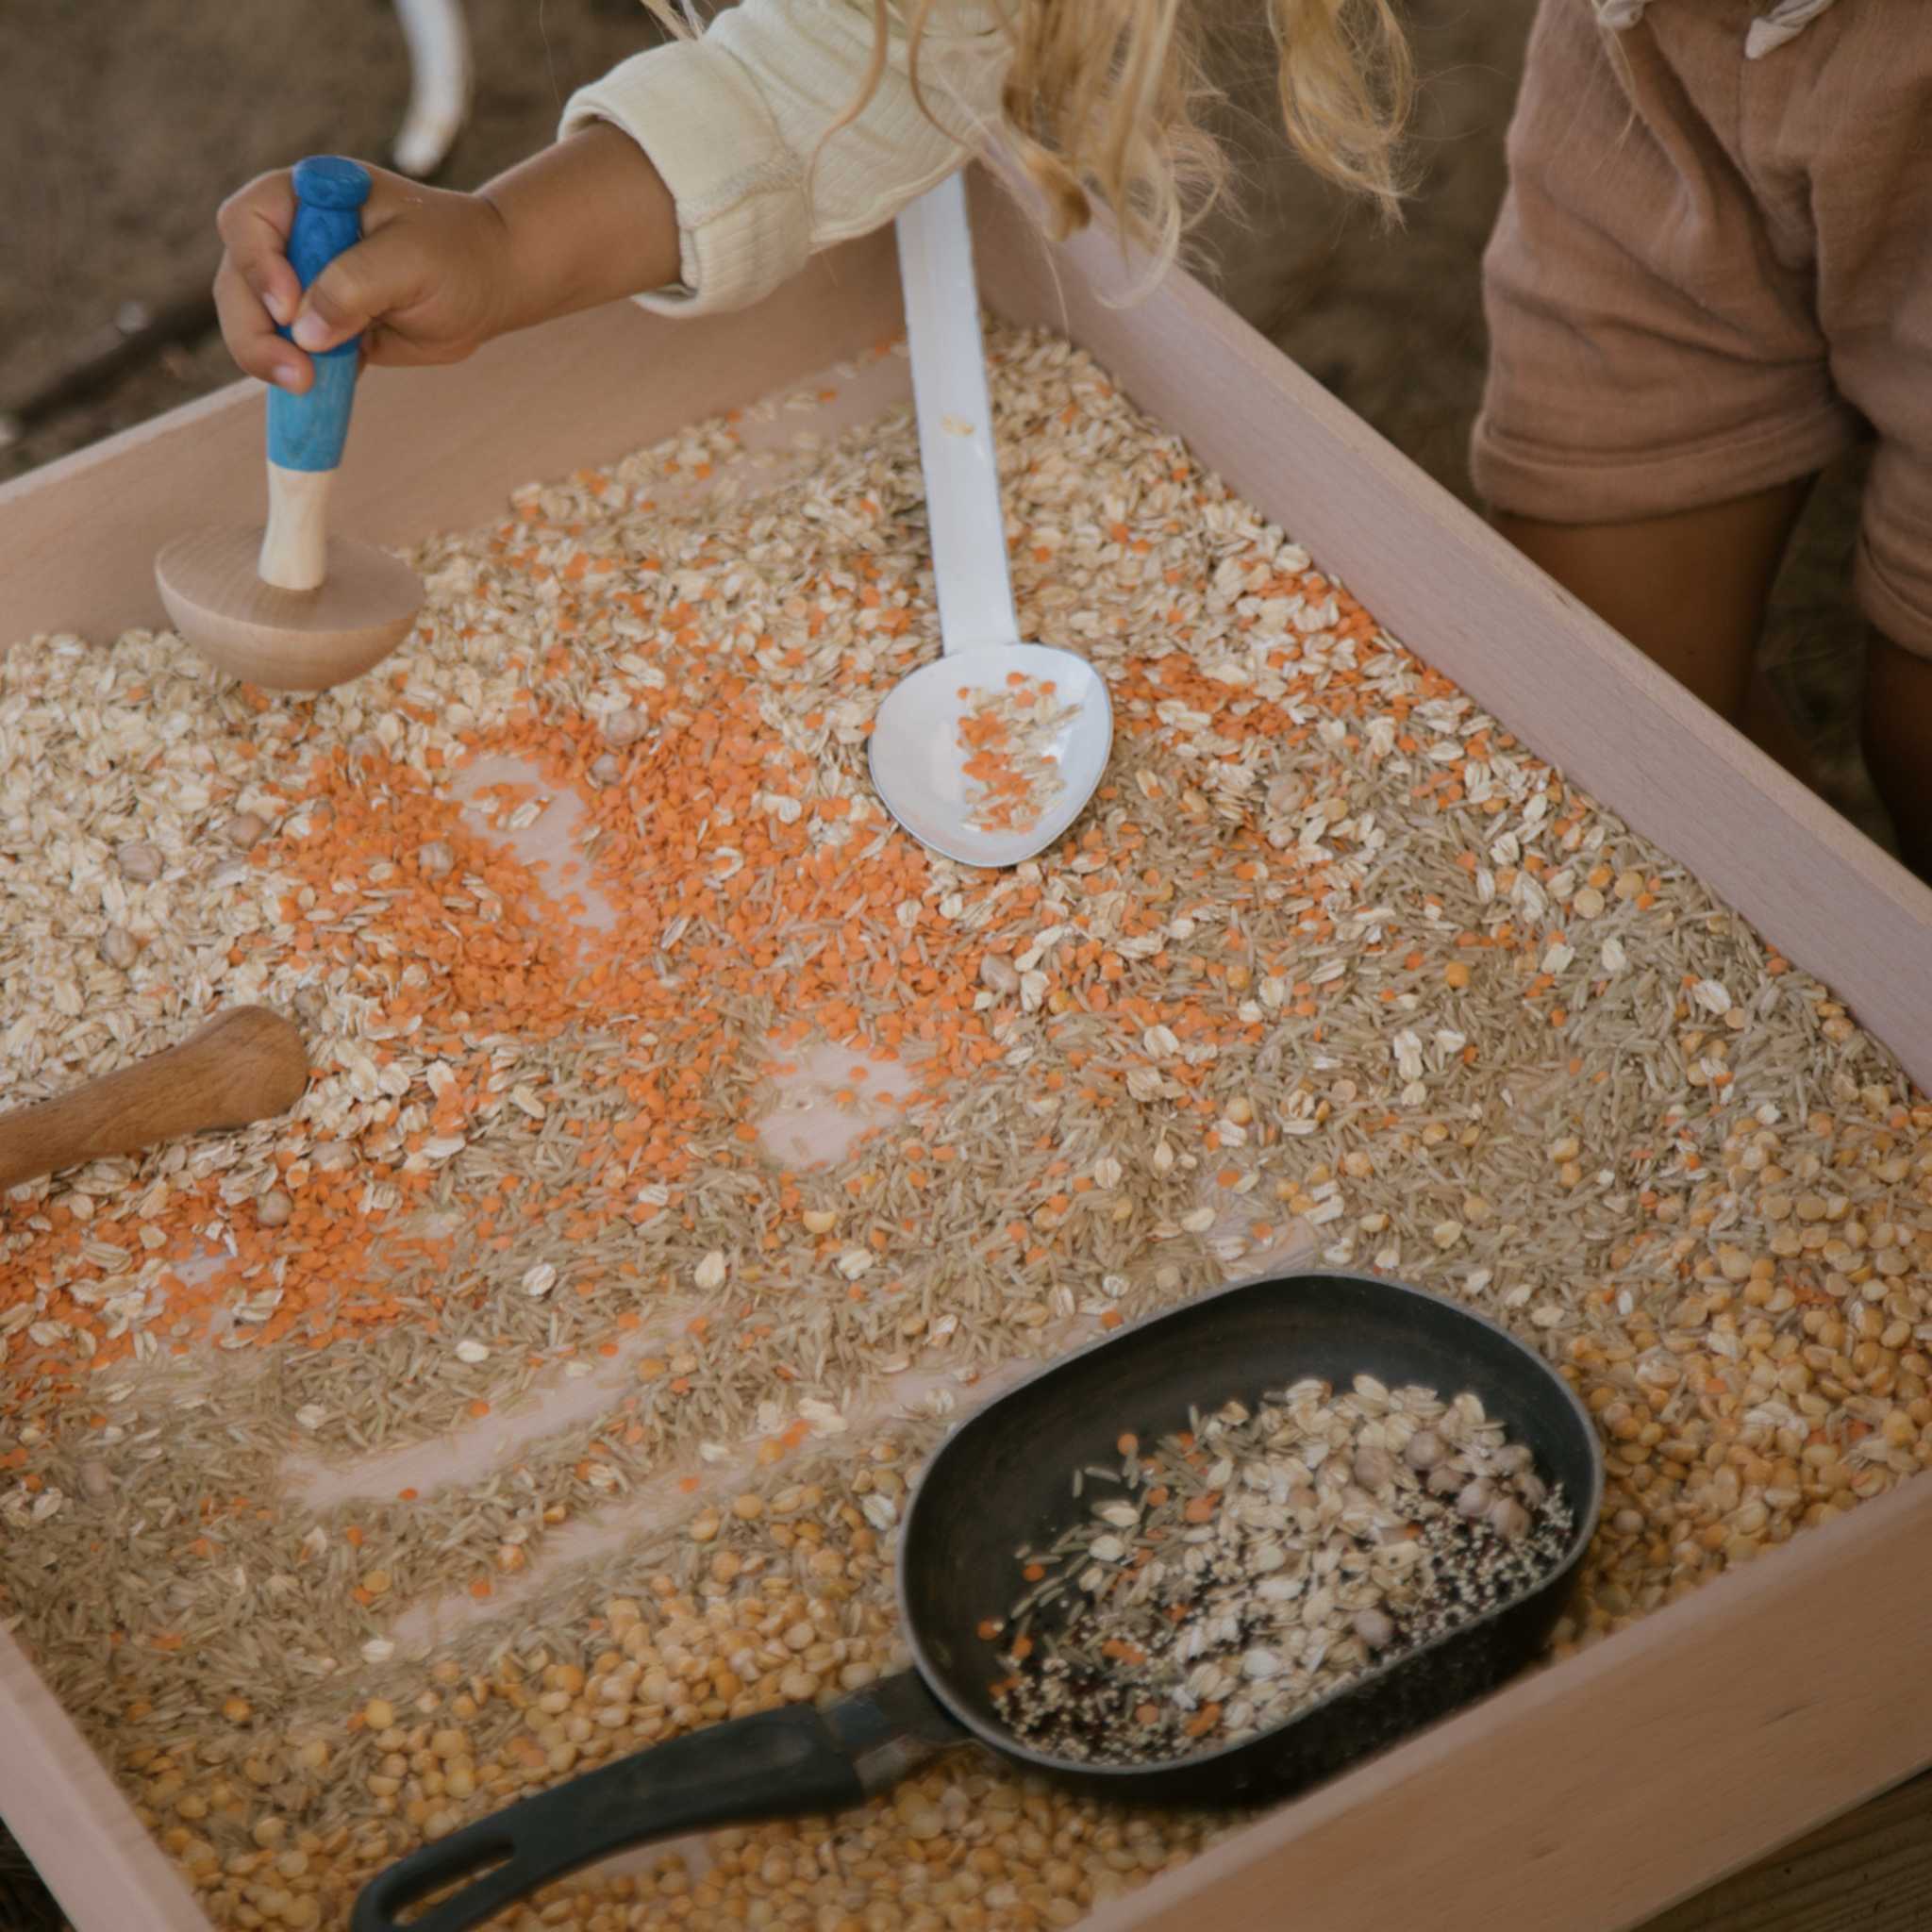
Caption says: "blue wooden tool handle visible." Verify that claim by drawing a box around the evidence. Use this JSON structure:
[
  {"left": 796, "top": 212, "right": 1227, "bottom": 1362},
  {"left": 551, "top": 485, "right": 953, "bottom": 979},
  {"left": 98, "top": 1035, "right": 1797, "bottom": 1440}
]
[{"left": 266, "top": 155, "right": 373, "bottom": 474}]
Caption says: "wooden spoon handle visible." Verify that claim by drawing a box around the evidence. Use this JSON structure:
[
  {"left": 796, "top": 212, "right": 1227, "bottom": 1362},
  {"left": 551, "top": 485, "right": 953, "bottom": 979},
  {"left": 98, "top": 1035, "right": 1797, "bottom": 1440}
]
[{"left": 0, "top": 1008, "right": 308, "bottom": 1190}]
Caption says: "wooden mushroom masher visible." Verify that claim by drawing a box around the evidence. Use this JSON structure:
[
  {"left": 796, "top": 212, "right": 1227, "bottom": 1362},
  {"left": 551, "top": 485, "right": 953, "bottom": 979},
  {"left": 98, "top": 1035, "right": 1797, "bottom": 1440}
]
[{"left": 155, "top": 156, "right": 421, "bottom": 692}]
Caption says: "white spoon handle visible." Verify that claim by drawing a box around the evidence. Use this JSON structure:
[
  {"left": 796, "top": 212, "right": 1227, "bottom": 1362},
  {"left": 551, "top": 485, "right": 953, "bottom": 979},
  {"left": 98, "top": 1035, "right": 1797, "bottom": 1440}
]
[{"left": 895, "top": 172, "right": 1021, "bottom": 656}]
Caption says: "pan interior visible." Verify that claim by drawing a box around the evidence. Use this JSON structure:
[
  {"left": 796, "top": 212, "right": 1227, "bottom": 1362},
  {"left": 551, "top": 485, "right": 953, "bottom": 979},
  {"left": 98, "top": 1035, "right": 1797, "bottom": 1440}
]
[{"left": 898, "top": 1272, "right": 1602, "bottom": 1775}]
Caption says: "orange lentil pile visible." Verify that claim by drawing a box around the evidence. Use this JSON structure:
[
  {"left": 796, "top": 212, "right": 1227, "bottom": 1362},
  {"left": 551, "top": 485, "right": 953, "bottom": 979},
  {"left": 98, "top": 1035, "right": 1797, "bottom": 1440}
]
[{"left": 0, "top": 325, "right": 1926, "bottom": 1931}]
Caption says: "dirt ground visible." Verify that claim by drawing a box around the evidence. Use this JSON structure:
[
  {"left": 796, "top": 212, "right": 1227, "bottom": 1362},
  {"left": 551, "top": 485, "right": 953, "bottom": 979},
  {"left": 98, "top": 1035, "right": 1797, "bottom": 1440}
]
[{"left": 0, "top": 2, "right": 1899, "bottom": 1921}]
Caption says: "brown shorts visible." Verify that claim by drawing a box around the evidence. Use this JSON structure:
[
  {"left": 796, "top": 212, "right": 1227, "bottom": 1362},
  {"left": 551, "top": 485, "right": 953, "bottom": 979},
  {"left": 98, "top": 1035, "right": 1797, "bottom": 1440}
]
[{"left": 1472, "top": 0, "right": 1932, "bottom": 657}]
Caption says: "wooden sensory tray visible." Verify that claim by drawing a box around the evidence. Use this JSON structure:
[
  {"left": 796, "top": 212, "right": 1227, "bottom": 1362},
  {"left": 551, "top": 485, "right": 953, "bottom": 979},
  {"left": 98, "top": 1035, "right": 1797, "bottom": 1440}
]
[{"left": 1, "top": 166, "right": 1928, "bottom": 1932}]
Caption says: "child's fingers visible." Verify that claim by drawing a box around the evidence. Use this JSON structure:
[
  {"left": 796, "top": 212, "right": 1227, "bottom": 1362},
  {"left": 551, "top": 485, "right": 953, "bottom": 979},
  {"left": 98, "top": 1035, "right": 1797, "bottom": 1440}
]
[
  {"left": 212, "top": 257, "right": 310, "bottom": 393},
  {"left": 289, "top": 224, "right": 437, "bottom": 357},
  {"left": 215, "top": 173, "right": 304, "bottom": 330}
]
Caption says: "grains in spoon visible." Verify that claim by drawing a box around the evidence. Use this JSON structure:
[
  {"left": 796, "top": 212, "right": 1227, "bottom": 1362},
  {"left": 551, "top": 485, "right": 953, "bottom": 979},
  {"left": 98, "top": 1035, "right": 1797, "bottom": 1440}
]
[{"left": 957, "top": 673, "right": 1075, "bottom": 834}]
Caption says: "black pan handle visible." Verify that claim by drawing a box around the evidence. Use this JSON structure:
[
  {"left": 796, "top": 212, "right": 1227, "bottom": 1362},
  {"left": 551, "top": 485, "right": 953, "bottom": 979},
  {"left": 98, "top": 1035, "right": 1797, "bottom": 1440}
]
[{"left": 351, "top": 1669, "right": 962, "bottom": 1932}]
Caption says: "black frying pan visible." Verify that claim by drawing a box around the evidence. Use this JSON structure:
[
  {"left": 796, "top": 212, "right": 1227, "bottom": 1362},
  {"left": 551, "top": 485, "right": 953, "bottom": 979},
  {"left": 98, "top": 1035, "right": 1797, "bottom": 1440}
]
[{"left": 354, "top": 1272, "right": 1605, "bottom": 1930}]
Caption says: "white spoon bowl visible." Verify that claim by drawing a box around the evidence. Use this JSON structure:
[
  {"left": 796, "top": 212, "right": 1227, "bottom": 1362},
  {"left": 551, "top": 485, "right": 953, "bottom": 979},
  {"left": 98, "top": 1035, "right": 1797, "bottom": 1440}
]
[{"left": 869, "top": 643, "right": 1113, "bottom": 870}]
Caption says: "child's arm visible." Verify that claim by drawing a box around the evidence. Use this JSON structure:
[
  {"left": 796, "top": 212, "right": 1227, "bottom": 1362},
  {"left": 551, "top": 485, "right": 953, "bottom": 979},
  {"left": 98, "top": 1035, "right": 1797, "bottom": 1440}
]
[
  {"left": 213, "top": 0, "right": 1001, "bottom": 394},
  {"left": 214, "top": 125, "right": 679, "bottom": 395},
  {"left": 557, "top": 0, "right": 1002, "bottom": 318}
]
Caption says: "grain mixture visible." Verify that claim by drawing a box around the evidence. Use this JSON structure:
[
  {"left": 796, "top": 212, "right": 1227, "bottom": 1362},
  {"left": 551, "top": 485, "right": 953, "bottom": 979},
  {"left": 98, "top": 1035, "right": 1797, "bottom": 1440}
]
[
  {"left": 0, "top": 323, "right": 1928, "bottom": 1931},
  {"left": 988, "top": 1376, "right": 1574, "bottom": 1764}
]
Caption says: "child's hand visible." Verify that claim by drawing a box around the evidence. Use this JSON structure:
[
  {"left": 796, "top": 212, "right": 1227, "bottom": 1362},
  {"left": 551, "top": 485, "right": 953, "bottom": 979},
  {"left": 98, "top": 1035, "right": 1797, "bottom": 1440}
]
[{"left": 214, "top": 164, "right": 513, "bottom": 394}]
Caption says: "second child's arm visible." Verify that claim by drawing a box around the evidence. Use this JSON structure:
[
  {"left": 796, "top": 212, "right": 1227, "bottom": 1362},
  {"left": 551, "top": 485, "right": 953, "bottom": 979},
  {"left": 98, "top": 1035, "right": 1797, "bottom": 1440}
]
[{"left": 215, "top": 125, "right": 679, "bottom": 395}]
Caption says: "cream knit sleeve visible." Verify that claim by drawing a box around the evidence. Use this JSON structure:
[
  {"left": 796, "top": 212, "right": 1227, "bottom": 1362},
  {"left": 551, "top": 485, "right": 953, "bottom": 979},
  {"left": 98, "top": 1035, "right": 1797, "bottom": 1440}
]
[{"left": 559, "top": 0, "right": 1008, "bottom": 316}]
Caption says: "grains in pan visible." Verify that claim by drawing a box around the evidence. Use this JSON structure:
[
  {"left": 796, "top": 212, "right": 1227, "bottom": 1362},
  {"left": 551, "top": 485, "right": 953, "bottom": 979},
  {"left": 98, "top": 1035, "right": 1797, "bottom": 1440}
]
[
  {"left": 0, "top": 325, "right": 1927, "bottom": 1931},
  {"left": 988, "top": 1376, "right": 1573, "bottom": 1763}
]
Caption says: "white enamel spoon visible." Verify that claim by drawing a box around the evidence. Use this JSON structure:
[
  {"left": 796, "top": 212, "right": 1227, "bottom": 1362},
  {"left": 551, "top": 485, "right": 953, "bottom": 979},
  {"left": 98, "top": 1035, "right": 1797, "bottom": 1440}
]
[{"left": 868, "top": 173, "right": 1112, "bottom": 868}]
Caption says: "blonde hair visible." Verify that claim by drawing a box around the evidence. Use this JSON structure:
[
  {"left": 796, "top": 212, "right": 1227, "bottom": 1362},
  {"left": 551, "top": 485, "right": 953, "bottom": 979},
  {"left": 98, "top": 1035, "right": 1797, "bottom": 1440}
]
[{"left": 643, "top": 2, "right": 1413, "bottom": 272}]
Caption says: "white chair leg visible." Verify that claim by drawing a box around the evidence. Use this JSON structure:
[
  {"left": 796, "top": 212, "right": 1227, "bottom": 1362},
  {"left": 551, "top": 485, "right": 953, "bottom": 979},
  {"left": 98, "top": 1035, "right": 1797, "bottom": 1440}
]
[{"left": 392, "top": 0, "right": 473, "bottom": 179}]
